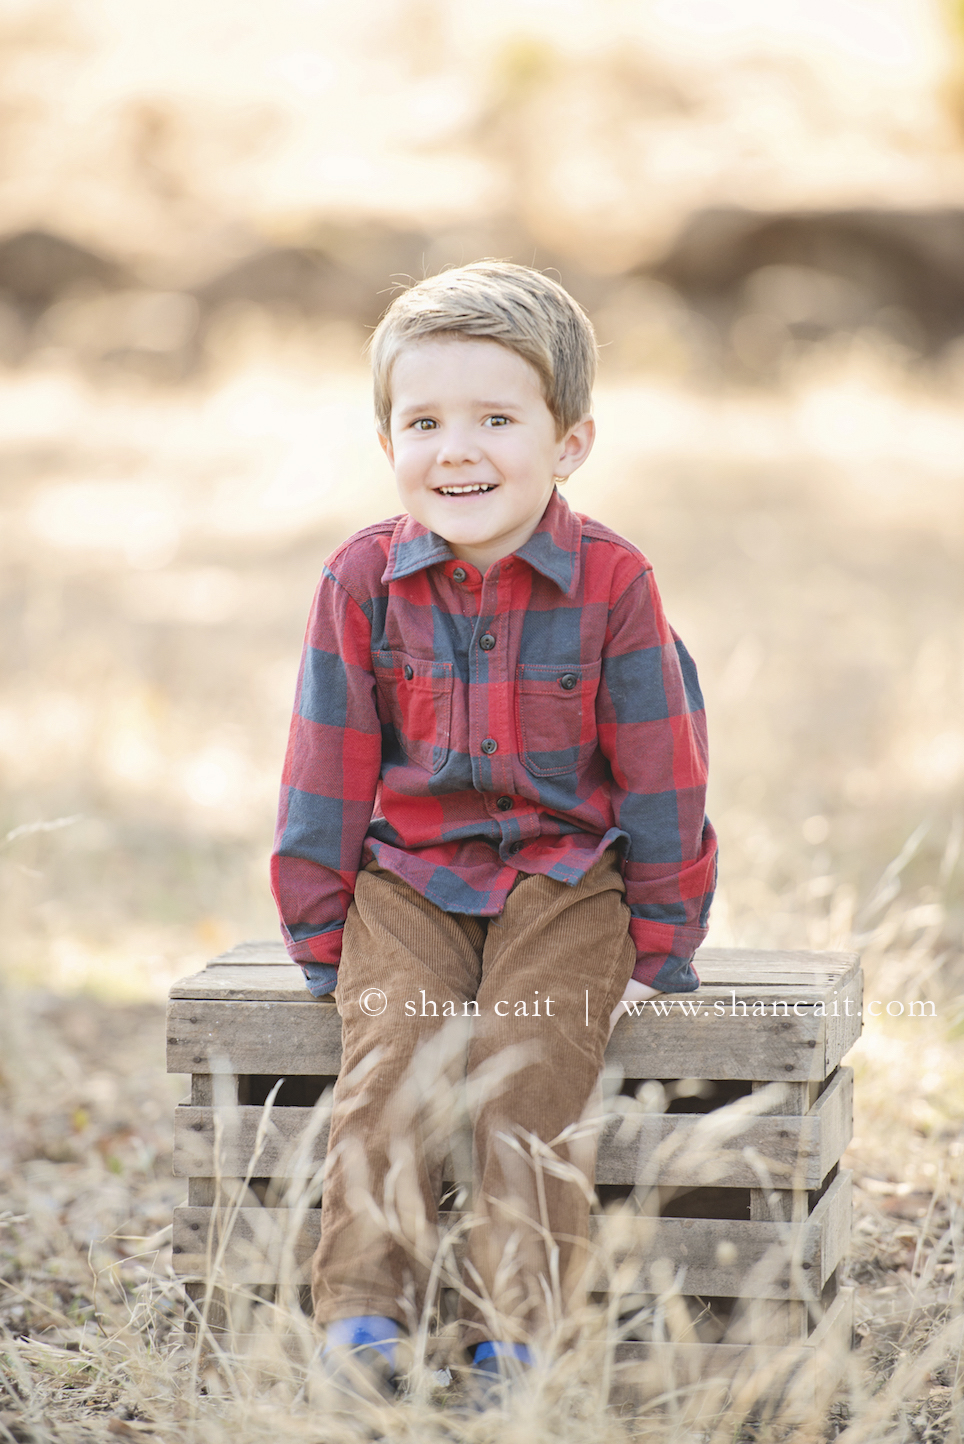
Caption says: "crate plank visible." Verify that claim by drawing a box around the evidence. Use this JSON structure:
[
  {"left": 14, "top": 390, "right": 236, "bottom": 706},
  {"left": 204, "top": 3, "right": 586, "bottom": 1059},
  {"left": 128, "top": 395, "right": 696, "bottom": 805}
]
[
  {"left": 167, "top": 993, "right": 854, "bottom": 1081},
  {"left": 196, "top": 942, "right": 858, "bottom": 988},
  {"left": 173, "top": 948, "right": 859, "bottom": 1001},
  {"left": 600, "top": 1067, "right": 852, "bottom": 1188},
  {"left": 814, "top": 1068, "right": 852, "bottom": 1188},
  {"left": 613, "top": 1284, "right": 853, "bottom": 1363},
  {"left": 694, "top": 949, "right": 857, "bottom": 986},
  {"left": 610, "top": 996, "right": 846, "bottom": 1083},
  {"left": 610, "top": 1171, "right": 851, "bottom": 1299},
  {"left": 172, "top": 1170, "right": 850, "bottom": 1298},
  {"left": 172, "top": 1067, "right": 852, "bottom": 1189},
  {"left": 167, "top": 999, "right": 343, "bottom": 1075},
  {"left": 609, "top": 1287, "right": 854, "bottom": 1413},
  {"left": 170, "top": 965, "right": 312, "bottom": 1001},
  {"left": 172, "top": 972, "right": 857, "bottom": 1008}
]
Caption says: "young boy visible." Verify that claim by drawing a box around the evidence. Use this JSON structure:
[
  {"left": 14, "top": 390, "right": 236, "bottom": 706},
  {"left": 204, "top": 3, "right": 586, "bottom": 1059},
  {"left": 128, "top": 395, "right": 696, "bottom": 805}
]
[{"left": 271, "top": 262, "right": 717, "bottom": 1400}]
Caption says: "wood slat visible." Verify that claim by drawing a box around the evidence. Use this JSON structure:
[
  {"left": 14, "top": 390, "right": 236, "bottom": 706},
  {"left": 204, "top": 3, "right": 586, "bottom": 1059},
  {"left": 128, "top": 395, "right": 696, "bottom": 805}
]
[
  {"left": 693, "top": 948, "right": 857, "bottom": 987},
  {"left": 599, "top": 1067, "right": 853, "bottom": 1188},
  {"left": 170, "top": 971, "right": 858, "bottom": 1010},
  {"left": 170, "top": 965, "right": 314, "bottom": 1001},
  {"left": 609, "top": 1288, "right": 854, "bottom": 1414},
  {"left": 603, "top": 1171, "right": 851, "bottom": 1299},
  {"left": 171, "top": 1170, "right": 850, "bottom": 1299},
  {"left": 172, "top": 971, "right": 858, "bottom": 1007},
  {"left": 612, "top": 1285, "right": 853, "bottom": 1363},
  {"left": 166, "top": 979, "right": 861, "bottom": 1080},
  {"left": 171, "top": 1067, "right": 853, "bottom": 1189},
  {"left": 199, "top": 942, "right": 858, "bottom": 982},
  {"left": 173, "top": 945, "right": 859, "bottom": 998},
  {"left": 167, "top": 999, "right": 343, "bottom": 1074},
  {"left": 611, "top": 969, "right": 862, "bottom": 1080}
]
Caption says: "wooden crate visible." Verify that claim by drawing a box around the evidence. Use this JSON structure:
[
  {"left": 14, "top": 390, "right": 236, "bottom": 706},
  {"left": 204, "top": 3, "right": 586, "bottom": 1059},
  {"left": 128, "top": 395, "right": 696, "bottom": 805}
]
[{"left": 167, "top": 942, "right": 860, "bottom": 1398}]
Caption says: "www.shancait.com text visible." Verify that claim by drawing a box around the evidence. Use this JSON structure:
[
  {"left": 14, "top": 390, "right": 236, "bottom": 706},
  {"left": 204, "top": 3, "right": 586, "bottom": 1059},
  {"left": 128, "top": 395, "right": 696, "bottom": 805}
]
[{"left": 353, "top": 988, "right": 935, "bottom": 1020}]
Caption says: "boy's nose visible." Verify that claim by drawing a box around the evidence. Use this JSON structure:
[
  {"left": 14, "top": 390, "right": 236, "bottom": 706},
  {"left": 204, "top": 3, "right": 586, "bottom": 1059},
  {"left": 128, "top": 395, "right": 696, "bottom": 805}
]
[{"left": 436, "top": 432, "right": 482, "bottom": 465}]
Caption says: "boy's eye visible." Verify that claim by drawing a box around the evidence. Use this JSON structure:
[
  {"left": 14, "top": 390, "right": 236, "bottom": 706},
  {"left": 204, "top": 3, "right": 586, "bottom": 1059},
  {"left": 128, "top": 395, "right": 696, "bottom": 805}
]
[
  {"left": 485, "top": 415, "right": 510, "bottom": 427},
  {"left": 412, "top": 418, "right": 437, "bottom": 431}
]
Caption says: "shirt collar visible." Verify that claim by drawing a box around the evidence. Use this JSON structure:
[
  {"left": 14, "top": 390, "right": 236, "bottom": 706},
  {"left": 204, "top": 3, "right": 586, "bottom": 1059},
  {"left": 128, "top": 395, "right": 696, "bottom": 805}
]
[
  {"left": 381, "top": 522, "right": 454, "bottom": 582},
  {"left": 382, "top": 487, "right": 582, "bottom": 596}
]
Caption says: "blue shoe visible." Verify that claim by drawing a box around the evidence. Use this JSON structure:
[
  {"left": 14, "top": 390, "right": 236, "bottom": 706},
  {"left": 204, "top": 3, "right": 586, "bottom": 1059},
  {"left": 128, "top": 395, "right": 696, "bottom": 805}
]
[
  {"left": 316, "top": 1316, "right": 405, "bottom": 1412},
  {"left": 462, "top": 1343, "right": 532, "bottom": 1414}
]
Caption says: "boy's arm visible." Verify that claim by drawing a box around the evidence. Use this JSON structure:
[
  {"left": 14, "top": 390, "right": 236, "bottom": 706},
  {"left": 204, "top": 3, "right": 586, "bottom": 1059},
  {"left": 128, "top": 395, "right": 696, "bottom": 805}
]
[
  {"left": 597, "top": 566, "right": 718, "bottom": 993},
  {"left": 270, "top": 566, "right": 382, "bottom": 992}
]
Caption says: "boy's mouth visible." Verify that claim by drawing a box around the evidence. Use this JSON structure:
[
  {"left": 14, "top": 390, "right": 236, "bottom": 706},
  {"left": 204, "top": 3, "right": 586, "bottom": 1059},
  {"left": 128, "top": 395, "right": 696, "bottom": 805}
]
[{"left": 436, "top": 483, "right": 497, "bottom": 496}]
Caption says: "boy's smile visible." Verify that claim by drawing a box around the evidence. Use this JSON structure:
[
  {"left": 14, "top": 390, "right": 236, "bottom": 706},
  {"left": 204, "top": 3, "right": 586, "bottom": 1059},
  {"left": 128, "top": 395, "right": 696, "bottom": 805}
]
[{"left": 380, "top": 337, "right": 594, "bottom": 573}]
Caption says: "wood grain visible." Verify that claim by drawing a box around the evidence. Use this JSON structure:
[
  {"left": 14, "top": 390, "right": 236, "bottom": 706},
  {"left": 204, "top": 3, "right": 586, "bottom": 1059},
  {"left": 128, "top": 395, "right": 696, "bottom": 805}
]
[
  {"left": 173, "top": 945, "right": 859, "bottom": 996},
  {"left": 608, "top": 1288, "right": 854, "bottom": 1414},
  {"left": 195, "top": 941, "right": 857, "bottom": 982},
  {"left": 171, "top": 965, "right": 316, "bottom": 1001},
  {"left": 171, "top": 1066, "right": 852, "bottom": 1190},
  {"left": 171, "top": 1169, "right": 850, "bottom": 1299},
  {"left": 167, "top": 999, "right": 343, "bottom": 1074},
  {"left": 167, "top": 991, "right": 857, "bottom": 1080}
]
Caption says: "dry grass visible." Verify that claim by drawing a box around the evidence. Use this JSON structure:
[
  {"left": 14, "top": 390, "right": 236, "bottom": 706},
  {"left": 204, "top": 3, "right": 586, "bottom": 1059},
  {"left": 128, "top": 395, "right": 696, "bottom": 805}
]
[{"left": 1, "top": 946, "right": 963, "bottom": 1442}]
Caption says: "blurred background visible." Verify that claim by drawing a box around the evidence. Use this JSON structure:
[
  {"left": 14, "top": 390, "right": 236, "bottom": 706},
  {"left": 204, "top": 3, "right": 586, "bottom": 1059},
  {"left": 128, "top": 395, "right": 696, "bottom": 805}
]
[
  {"left": 1, "top": 4, "right": 964, "bottom": 1410},
  {"left": 2, "top": 0, "right": 964, "bottom": 1001}
]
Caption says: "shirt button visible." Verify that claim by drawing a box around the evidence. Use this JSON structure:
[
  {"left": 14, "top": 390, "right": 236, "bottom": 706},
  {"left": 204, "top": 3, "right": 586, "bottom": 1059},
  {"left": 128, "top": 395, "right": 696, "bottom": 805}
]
[
  {"left": 452, "top": 567, "right": 467, "bottom": 582},
  {"left": 496, "top": 796, "right": 513, "bottom": 811},
  {"left": 481, "top": 738, "right": 498, "bottom": 755},
  {"left": 508, "top": 841, "right": 522, "bottom": 855},
  {"left": 559, "top": 673, "right": 578, "bottom": 690},
  {"left": 403, "top": 665, "right": 413, "bottom": 680},
  {"left": 479, "top": 632, "right": 496, "bottom": 651}
]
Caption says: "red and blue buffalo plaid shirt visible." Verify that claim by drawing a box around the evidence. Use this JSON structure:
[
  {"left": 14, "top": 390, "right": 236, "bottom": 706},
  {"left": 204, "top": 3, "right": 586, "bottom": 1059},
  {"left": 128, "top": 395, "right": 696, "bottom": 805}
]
[{"left": 272, "top": 487, "right": 717, "bottom": 995}]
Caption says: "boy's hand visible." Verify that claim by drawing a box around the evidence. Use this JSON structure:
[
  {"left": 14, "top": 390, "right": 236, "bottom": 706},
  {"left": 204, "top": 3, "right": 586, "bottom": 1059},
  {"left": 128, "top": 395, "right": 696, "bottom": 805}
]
[{"left": 608, "top": 978, "right": 659, "bottom": 1039}]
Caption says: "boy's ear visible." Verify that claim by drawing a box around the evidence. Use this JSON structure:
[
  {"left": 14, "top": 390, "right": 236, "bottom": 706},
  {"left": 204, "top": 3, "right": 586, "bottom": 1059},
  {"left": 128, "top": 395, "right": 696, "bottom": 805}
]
[
  {"left": 555, "top": 415, "right": 595, "bottom": 480},
  {"left": 378, "top": 430, "right": 395, "bottom": 467}
]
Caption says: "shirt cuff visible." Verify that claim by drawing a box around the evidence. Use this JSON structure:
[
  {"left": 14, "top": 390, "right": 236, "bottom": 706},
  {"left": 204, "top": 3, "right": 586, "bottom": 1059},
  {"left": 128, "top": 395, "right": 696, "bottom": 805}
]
[
  {"left": 629, "top": 919, "right": 703, "bottom": 992},
  {"left": 301, "top": 961, "right": 339, "bottom": 997},
  {"left": 632, "top": 954, "right": 700, "bottom": 992}
]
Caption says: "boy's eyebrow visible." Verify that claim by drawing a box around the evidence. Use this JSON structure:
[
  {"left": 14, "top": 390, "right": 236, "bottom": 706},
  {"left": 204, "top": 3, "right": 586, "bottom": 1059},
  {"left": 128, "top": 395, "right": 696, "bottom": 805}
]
[{"left": 394, "top": 398, "right": 524, "bottom": 418}]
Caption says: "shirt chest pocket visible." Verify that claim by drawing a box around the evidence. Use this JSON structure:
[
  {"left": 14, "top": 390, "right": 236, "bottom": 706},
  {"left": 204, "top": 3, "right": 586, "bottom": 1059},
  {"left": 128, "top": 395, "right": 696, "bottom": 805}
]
[
  {"left": 374, "top": 651, "right": 453, "bottom": 775},
  {"left": 516, "top": 660, "right": 601, "bottom": 777}
]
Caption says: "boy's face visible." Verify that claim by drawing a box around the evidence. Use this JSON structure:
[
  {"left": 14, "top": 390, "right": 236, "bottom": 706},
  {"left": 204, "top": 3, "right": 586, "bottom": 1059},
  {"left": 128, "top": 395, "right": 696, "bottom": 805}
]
[{"left": 379, "top": 337, "right": 594, "bottom": 573}]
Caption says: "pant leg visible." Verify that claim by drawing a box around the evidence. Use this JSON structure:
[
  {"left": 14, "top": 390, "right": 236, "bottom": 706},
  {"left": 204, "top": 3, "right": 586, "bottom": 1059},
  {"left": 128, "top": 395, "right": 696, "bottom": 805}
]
[
  {"left": 459, "top": 848, "right": 637, "bottom": 1350},
  {"left": 312, "top": 863, "right": 484, "bottom": 1329}
]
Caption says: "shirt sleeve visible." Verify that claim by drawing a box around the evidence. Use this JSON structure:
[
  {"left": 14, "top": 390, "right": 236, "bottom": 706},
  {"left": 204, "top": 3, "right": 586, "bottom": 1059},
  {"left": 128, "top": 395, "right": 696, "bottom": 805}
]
[
  {"left": 270, "top": 565, "right": 382, "bottom": 984},
  {"left": 597, "top": 566, "right": 718, "bottom": 991}
]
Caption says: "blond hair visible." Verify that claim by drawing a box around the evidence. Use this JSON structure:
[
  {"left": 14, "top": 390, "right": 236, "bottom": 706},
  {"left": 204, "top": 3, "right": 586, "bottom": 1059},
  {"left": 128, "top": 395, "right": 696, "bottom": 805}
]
[{"left": 370, "top": 261, "right": 597, "bottom": 437}]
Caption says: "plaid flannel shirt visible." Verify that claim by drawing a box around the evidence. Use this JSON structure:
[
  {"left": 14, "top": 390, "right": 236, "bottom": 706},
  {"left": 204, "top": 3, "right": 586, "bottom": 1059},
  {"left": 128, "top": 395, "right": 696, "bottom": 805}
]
[{"left": 272, "top": 488, "right": 717, "bottom": 995}]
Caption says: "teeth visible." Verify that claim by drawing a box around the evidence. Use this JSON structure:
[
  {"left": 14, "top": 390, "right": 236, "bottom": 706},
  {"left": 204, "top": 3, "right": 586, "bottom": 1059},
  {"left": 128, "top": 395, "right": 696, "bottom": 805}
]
[{"left": 438, "top": 483, "right": 494, "bottom": 495}]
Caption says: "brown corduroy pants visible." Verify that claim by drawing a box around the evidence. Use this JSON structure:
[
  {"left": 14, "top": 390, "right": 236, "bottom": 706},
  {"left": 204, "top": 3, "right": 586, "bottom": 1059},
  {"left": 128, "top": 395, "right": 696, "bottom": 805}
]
[{"left": 311, "top": 848, "right": 637, "bottom": 1350}]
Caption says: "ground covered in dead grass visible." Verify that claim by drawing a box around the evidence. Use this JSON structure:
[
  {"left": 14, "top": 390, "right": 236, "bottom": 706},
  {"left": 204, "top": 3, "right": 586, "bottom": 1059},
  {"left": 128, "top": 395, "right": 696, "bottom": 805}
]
[{"left": 0, "top": 984, "right": 961, "bottom": 1444}]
